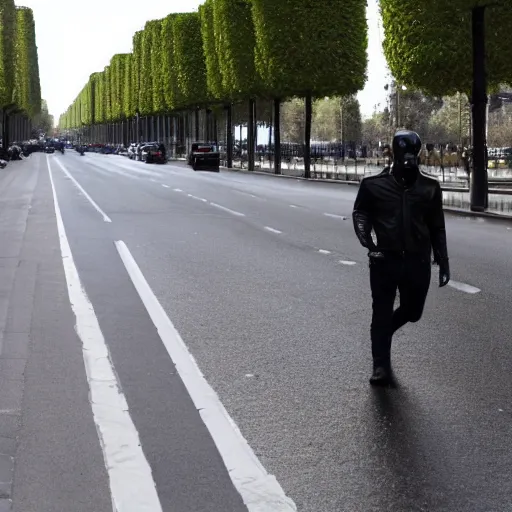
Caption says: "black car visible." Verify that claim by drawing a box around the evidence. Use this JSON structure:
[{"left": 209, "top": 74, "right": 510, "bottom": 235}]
[
  {"left": 187, "top": 142, "right": 220, "bottom": 172},
  {"left": 44, "top": 146, "right": 55, "bottom": 154},
  {"left": 141, "top": 144, "right": 166, "bottom": 164}
]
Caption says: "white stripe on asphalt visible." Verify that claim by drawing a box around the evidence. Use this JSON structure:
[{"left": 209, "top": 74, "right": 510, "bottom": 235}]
[
  {"left": 115, "top": 241, "right": 297, "bottom": 512},
  {"left": 264, "top": 226, "right": 282, "bottom": 234},
  {"left": 324, "top": 213, "right": 348, "bottom": 220},
  {"left": 173, "top": 188, "right": 183, "bottom": 192},
  {"left": 289, "top": 205, "right": 297, "bottom": 208},
  {"left": 54, "top": 157, "right": 112, "bottom": 222},
  {"left": 162, "top": 184, "right": 170, "bottom": 188},
  {"left": 318, "top": 249, "right": 331, "bottom": 255},
  {"left": 448, "top": 280, "right": 481, "bottom": 294},
  {"left": 188, "top": 194, "right": 208, "bottom": 202},
  {"left": 210, "top": 202, "right": 245, "bottom": 217},
  {"left": 340, "top": 260, "right": 357, "bottom": 266},
  {"left": 48, "top": 160, "right": 162, "bottom": 512}
]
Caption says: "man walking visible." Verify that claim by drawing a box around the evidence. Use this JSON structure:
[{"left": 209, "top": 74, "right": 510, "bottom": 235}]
[{"left": 353, "top": 130, "right": 450, "bottom": 385}]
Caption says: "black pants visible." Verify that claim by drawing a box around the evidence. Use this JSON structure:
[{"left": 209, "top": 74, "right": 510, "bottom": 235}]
[{"left": 369, "top": 254, "right": 431, "bottom": 367}]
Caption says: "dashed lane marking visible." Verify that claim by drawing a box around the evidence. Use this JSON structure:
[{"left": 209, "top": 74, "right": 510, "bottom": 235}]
[
  {"left": 264, "top": 227, "right": 282, "bottom": 234},
  {"left": 209, "top": 202, "right": 245, "bottom": 217},
  {"left": 448, "top": 280, "right": 481, "bottom": 294}
]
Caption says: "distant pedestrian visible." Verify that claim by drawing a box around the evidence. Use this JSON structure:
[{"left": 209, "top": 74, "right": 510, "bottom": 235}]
[{"left": 353, "top": 130, "right": 450, "bottom": 386}]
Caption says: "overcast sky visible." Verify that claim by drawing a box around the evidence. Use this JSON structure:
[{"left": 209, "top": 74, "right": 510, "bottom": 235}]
[{"left": 20, "top": 0, "right": 389, "bottom": 120}]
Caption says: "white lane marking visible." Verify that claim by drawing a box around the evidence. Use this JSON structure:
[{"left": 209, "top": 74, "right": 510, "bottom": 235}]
[
  {"left": 289, "top": 205, "right": 297, "bottom": 208},
  {"left": 448, "top": 280, "right": 481, "bottom": 294},
  {"left": 48, "top": 164, "right": 163, "bottom": 512},
  {"left": 318, "top": 249, "right": 331, "bottom": 255},
  {"left": 53, "top": 157, "right": 112, "bottom": 223},
  {"left": 115, "top": 241, "right": 297, "bottom": 511},
  {"left": 264, "top": 226, "right": 282, "bottom": 234},
  {"left": 173, "top": 188, "right": 183, "bottom": 192},
  {"left": 150, "top": 178, "right": 157, "bottom": 182},
  {"left": 324, "top": 213, "right": 348, "bottom": 220},
  {"left": 187, "top": 194, "right": 208, "bottom": 202},
  {"left": 340, "top": 260, "right": 357, "bottom": 266},
  {"left": 209, "top": 202, "right": 245, "bottom": 217},
  {"left": 162, "top": 184, "right": 170, "bottom": 188}
]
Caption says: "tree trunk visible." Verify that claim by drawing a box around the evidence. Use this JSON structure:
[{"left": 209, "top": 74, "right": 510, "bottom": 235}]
[
  {"left": 226, "top": 104, "right": 233, "bottom": 169},
  {"left": 304, "top": 93, "right": 312, "bottom": 179},
  {"left": 470, "top": 5, "right": 488, "bottom": 212},
  {"left": 248, "top": 98, "right": 255, "bottom": 171},
  {"left": 274, "top": 99, "right": 281, "bottom": 175}
]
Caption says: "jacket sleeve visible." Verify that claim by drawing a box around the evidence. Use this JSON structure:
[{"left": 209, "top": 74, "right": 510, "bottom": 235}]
[
  {"left": 428, "top": 183, "right": 449, "bottom": 262},
  {"left": 352, "top": 180, "right": 375, "bottom": 250}
]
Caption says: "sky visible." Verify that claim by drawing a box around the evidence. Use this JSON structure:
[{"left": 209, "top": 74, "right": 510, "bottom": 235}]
[{"left": 20, "top": 0, "right": 389, "bottom": 121}]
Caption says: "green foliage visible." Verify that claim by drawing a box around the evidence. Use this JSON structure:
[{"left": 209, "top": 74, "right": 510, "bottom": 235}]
[
  {"left": 110, "top": 54, "right": 129, "bottom": 121},
  {"left": 149, "top": 20, "right": 166, "bottom": 114},
  {"left": 139, "top": 22, "right": 154, "bottom": 115},
  {"left": 13, "top": 7, "right": 40, "bottom": 117},
  {"left": 214, "top": 0, "right": 261, "bottom": 99},
  {"left": 94, "top": 71, "right": 105, "bottom": 124},
  {"left": 380, "top": 0, "right": 512, "bottom": 95},
  {"left": 123, "top": 54, "right": 134, "bottom": 118},
  {"left": 199, "top": 0, "right": 224, "bottom": 100},
  {"left": 313, "top": 96, "right": 362, "bottom": 142},
  {"left": 161, "top": 14, "right": 180, "bottom": 110},
  {"left": 252, "top": 0, "right": 368, "bottom": 98},
  {"left": 103, "top": 66, "right": 112, "bottom": 122},
  {"left": 173, "top": 12, "right": 208, "bottom": 108},
  {"left": 0, "top": 0, "right": 16, "bottom": 108},
  {"left": 131, "top": 31, "right": 143, "bottom": 114}
]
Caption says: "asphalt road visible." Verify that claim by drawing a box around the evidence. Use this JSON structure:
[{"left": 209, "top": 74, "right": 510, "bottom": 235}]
[{"left": 3, "top": 151, "right": 512, "bottom": 511}]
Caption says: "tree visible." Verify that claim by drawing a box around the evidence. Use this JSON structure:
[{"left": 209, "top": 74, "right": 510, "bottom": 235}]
[
  {"left": 173, "top": 12, "right": 208, "bottom": 108},
  {"left": 428, "top": 94, "right": 470, "bottom": 144},
  {"left": 148, "top": 20, "right": 165, "bottom": 114},
  {"left": 380, "top": 0, "right": 512, "bottom": 211},
  {"left": 362, "top": 111, "right": 391, "bottom": 148},
  {"left": 199, "top": 0, "right": 224, "bottom": 101},
  {"left": 33, "top": 99, "right": 53, "bottom": 136},
  {"left": 396, "top": 90, "right": 443, "bottom": 136},
  {"left": 131, "top": 31, "right": 143, "bottom": 115},
  {"left": 281, "top": 98, "right": 304, "bottom": 144},
  {"left": 13, "top": 7, "right": 40, "bottom": 117},
  {"left": 161, "top": 15, "right": 180, "bottom": 110},
  {"left": 214, "top": 0, "right": 262, "bottom": 100},
  {"left": 0, "top": 0, "right": 16, "bottom": 109},
  {"left": 123, "top": 54, "right": 134, "bottom": 119},
  {"left": 252, "top": 0, "right": 368, "bottom": 176},
  {"left": 381, "top": 1, "right": 512, "bottom": 96},
  {"left": 139, "top": 21, "right": 156, "bottom": 116},
  {"left": 312, "top": 96, "right": 362, "bottom": 142}
]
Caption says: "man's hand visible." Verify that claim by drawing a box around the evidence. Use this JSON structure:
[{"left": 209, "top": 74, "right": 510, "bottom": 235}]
[
  {"left": 368, "top": 250, "right": 385, "bottom": 259},
  {"left": 437, "top": 258, "right": 450, "bottom": 287}
]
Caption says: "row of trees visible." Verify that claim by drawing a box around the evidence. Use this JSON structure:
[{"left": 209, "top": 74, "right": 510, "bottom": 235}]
[
  {"left": 380, "top": 0, "right": 512, "bottom": 210},
  {"left": 0, "top": 1, "right": 41, "bottom": 145},
  {"left": 59, "top": 0, "right": 368, "bottom": 176}
]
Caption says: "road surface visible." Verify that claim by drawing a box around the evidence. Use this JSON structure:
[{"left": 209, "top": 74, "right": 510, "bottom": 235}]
[{"left": 1, "top": 151, "right": 511, "bottom": 511}]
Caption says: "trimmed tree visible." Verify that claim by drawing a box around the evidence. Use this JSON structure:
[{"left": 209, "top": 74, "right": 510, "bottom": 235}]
[
  {"left": 199, "top": 0, "right": 224, "bottom": 101},
  {"left": 380, "top": 0, "right": 512, "bottom": 211},
  {"left": 0, "top": 0, "right": 16, "bottom": 108},
  {"left": 139, "top": 22, "right": 155, "bottom": 116},
  {"left": 252, "top": 0, "right": 368, "bottom": 176},
  {"left": 173, "top": 12, "right": 208, "bottom": 109},
  {"left": 161, "top": 14, "right": 181, "bottom": 111}
]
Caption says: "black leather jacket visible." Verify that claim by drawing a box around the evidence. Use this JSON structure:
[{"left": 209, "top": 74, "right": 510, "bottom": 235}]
[{"left": 352, "top": 167, "right": 448, "bottom": 262}]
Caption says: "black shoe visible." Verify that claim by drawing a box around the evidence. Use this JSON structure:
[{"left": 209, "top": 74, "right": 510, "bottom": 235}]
[{"left": 369, "top": 366, "right": 391, "bottom": 386}]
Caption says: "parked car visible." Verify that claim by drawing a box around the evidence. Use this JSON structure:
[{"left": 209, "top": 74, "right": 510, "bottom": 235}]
[
  {"left": 44, "top": 145, "right": 55, "bottom": 154},
  {"left": 139, "top": 143, "right": 165, "bottom": 164},
  {"left": 187, "top": 142, "right": 220, "bottom": 172}
]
